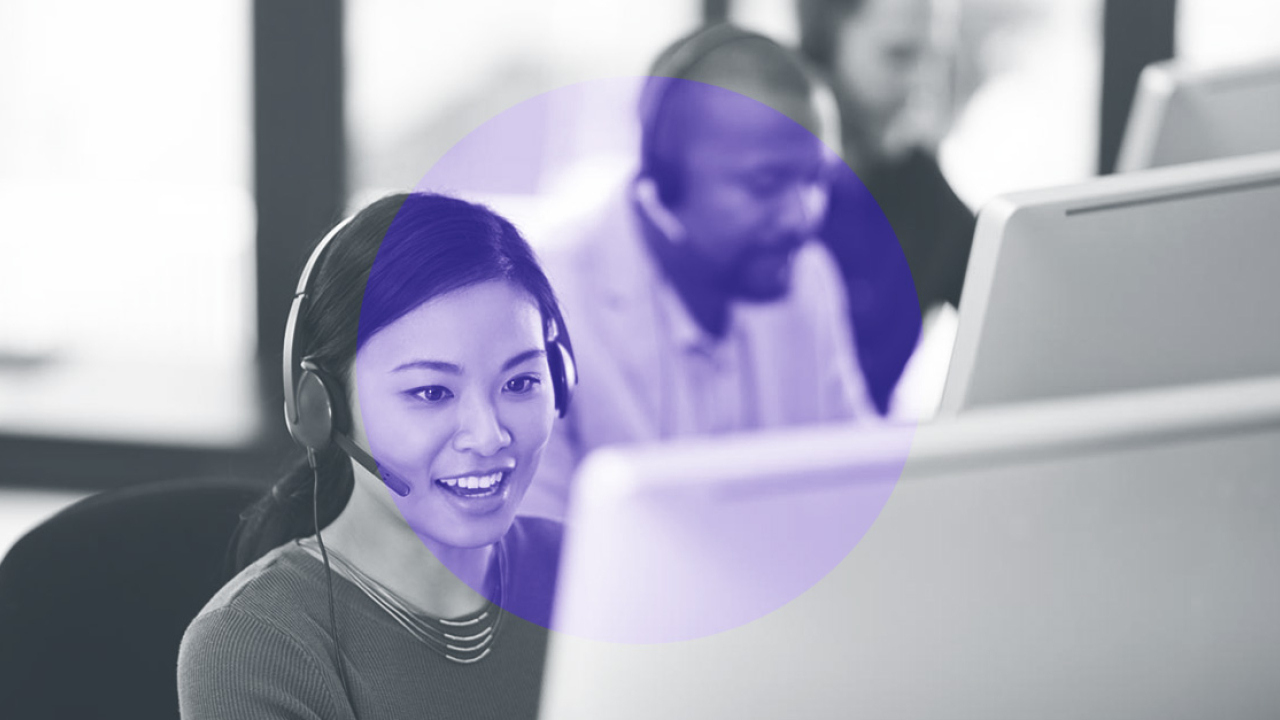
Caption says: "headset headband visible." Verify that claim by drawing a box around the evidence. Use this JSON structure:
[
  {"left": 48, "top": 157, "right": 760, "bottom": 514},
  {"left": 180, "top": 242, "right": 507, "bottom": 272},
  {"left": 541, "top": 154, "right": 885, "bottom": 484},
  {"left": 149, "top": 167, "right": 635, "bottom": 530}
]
[
  {"left": 638, "top": 24, "right": 770, "bottom": 143},
  {"left": 282, "top": 214, "right": 355, "bottom": 430},
  {"left": 284, "top": 208, "right": 577, "bottom": 439},
  {"left": 638, "top": 24, "right": 841, "bottom": 193}
]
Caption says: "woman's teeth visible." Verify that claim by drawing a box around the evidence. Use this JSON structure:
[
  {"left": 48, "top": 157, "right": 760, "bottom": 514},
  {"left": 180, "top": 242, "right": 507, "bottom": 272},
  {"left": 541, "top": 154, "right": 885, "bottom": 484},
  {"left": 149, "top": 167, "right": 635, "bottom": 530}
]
[{"left": 436, "top": 472, "right": 505, "bottom": 496}]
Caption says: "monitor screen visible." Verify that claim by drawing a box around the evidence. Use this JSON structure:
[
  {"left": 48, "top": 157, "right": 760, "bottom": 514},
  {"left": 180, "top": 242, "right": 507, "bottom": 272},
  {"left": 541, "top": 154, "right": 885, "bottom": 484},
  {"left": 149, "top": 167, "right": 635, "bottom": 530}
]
[{"left": 539, "top": 375, "right": 1280, "bottom": 719}]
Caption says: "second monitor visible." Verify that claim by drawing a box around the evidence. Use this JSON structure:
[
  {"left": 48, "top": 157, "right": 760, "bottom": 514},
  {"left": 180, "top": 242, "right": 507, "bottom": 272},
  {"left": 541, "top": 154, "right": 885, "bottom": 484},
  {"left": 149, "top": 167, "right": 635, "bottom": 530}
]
[
  {"left": 1117, "top": 56, "right": 1280, "bottom": 172},
  {"left": 939, "top": 150, "right": 1280, "bottom": 414}
]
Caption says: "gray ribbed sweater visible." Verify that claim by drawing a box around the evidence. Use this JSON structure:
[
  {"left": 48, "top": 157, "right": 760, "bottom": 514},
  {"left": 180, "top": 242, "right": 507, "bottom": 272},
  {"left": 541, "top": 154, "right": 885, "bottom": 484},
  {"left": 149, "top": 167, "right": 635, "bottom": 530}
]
[{"left": 177, "top": 517, "right": 560, "bottom": 719}]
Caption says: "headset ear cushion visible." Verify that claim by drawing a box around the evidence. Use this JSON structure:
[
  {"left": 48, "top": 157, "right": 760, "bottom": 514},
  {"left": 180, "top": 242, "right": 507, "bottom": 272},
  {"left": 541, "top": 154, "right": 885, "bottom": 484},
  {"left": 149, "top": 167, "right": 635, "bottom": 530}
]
[
  {"left": 292, "top": 369, "right": 335, "bottom": 450},
  {"left": 547, "top": 339, "right": 577, "bottom": 418}
]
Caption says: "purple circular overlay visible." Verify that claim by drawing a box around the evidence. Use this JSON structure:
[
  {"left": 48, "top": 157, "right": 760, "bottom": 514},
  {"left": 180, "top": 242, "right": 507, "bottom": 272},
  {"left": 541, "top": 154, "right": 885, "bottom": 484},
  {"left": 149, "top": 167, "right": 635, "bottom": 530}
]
[{"left": 360, "top": 77, "right": 919, "bottom": 643}]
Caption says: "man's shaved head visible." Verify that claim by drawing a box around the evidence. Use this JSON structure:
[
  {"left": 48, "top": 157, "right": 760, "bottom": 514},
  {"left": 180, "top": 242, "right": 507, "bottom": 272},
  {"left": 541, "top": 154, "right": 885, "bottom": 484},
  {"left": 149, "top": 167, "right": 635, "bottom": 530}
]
[
  {"left": 636, "top": 25, "right": 837, "bottom": 304},
  {"left": 641, "top": 26, "right": 830, "bottom": 205},
  {"left": 678, "top": 37, "right": 822, "bottom": 135}
]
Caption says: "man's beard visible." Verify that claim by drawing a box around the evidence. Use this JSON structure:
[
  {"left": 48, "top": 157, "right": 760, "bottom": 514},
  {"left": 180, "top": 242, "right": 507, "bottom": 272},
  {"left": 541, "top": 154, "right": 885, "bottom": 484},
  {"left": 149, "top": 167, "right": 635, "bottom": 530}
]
[{"left": 721, "top": 236, "right": 805, "bottom": 302}]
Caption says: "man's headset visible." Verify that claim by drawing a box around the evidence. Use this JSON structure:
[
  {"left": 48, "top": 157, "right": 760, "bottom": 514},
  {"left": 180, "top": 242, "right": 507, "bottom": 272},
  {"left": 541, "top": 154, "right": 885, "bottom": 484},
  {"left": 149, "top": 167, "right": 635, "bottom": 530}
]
[
  {"left": 638, "top": 24, "right": 771, "bottom": 208},
  {"left": 282, "top": 212, "right": 578, "bottom": 498}
]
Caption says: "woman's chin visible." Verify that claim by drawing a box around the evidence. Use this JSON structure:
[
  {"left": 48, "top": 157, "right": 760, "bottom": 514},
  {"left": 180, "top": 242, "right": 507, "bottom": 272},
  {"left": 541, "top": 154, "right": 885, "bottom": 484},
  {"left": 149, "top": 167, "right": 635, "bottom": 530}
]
[
  {"left": 419, "top": 524, "right": 511, "bottom": 552},
  {"left": 402, "top": 504, "right": 520, "bottom": 551}
]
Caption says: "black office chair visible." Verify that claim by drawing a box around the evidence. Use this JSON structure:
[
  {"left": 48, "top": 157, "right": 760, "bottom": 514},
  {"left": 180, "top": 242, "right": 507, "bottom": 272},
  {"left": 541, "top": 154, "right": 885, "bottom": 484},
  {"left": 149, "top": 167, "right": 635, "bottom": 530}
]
[{"left": 0, "top": 476, "right": 263, "bottom": 720}]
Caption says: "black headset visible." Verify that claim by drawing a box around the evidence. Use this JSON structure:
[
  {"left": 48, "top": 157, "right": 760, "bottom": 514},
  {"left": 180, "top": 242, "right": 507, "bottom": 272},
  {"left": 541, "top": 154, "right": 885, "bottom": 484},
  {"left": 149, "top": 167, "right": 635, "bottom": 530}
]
[
  {"left": 638, "top": 23, "right": 776, "bottom": 206},
  {"left": 282, "top": 210, "right": 578, "bottom": 498}
]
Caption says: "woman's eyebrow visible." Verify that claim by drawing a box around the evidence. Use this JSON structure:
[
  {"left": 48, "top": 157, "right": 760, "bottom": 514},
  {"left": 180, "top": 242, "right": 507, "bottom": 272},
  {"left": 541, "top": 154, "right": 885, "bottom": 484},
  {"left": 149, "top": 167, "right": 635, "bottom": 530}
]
[
  {"left": 502, "top": 348, "right": 546, "bottom": 372},
  {"left": 391, "top": 349, "right": 544, "bottom": 374},
  {"left": 392, "top": 359, "right": 462, "bottom": 374}
]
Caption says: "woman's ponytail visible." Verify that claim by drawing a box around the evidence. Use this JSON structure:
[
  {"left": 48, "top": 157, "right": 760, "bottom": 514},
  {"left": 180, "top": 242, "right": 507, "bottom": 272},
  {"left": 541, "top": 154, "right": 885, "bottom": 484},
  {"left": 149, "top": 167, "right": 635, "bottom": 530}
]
[{"left": 228, "top": 444, "right": 355, "bottom": 575}]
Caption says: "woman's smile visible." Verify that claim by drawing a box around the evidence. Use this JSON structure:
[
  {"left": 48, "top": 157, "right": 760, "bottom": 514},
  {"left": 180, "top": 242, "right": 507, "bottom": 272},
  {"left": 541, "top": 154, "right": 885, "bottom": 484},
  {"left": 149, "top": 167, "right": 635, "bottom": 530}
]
[
  {"left": 431, "top": 468, "right": 513, "bottom": 515},
  {"left": 435, "top": 461, "right": 514, "bottom": 497}
]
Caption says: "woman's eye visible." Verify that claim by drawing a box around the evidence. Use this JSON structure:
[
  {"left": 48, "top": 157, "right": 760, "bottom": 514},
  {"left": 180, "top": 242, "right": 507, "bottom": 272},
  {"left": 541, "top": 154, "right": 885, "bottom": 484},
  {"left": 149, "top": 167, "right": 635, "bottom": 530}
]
[
  {"left": 504, "top": 376, "right": 540, "bottom": 395},
  {"left": 410, "top": 386, "right": 453, "bottom": 403}
]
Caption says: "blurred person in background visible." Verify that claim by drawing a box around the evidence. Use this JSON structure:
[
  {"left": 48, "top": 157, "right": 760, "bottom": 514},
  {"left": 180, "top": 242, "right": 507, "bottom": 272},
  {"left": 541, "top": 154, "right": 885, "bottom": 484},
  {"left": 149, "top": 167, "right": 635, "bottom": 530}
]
[
  {"left": 798, "top": 0, "right": 976, "bottom": 414},
  {"left": 520, "top": 24, "right": 877, "bottom": 524}
]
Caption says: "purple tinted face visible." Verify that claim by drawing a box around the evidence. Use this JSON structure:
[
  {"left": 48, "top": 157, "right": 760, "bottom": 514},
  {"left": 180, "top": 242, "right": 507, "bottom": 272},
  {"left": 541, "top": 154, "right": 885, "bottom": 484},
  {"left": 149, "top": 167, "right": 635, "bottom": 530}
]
[
  {"left": 672, "top": 85, "right": 833, "bottom": 301},
  {"left": 352, "top": 281, "right": 556, "bottom": 551}
]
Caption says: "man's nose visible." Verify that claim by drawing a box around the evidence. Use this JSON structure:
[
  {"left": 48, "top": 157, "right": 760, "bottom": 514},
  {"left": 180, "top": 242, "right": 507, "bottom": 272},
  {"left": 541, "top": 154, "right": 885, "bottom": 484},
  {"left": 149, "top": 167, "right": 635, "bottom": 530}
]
[{"left": 452, "top": 394, "right": 512, "bottom": 456}]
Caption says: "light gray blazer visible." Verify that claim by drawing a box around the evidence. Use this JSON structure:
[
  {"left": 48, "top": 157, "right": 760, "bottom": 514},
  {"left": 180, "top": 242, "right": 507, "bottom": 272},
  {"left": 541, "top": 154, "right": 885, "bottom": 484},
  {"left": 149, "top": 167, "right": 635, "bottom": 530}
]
[{"left": 521, "top": 188, "right": 875, "bottom": 522}]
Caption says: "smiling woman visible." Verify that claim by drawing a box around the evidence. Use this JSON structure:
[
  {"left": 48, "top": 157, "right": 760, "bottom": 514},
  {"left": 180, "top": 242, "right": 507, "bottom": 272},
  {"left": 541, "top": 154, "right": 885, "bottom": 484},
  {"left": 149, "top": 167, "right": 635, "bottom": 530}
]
[{"left": 177, "top": 193, "right": 576, "bottom": 720}]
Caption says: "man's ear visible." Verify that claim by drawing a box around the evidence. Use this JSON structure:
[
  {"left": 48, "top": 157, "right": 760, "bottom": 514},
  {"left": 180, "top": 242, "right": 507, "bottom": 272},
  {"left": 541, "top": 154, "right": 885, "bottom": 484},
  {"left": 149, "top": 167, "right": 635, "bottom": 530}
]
[{"left": 634, "top": 176, "right": 687, "bottom": 245}]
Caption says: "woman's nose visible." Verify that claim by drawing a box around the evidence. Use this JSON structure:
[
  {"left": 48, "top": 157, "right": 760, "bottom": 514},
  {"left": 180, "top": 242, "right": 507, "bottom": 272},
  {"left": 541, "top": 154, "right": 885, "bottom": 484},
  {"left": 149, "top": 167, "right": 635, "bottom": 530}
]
[{"left": 451, "top": 394, "right": 512, "bottom": 456}]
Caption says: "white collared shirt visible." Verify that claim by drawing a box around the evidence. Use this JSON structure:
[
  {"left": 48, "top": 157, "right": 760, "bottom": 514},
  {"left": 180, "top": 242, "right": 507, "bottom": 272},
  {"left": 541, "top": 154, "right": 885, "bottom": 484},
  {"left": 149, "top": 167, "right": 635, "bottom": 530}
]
[{"left": 651, "top": 275, "right": 758, "bottom": 436}]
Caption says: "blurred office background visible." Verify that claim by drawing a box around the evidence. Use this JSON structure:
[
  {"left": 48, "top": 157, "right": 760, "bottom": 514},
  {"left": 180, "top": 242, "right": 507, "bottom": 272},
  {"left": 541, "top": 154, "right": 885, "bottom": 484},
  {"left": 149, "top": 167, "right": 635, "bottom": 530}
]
[{"left": 2, "top": 0, "right": 1279, "bottom": 553}]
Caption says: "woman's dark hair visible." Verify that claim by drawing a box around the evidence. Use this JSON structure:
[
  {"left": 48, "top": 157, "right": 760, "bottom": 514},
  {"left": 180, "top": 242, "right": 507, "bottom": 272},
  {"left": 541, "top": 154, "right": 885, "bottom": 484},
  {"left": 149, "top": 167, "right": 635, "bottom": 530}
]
[{"left": 230, "top": 192, "right": 571, "bottom": 573}]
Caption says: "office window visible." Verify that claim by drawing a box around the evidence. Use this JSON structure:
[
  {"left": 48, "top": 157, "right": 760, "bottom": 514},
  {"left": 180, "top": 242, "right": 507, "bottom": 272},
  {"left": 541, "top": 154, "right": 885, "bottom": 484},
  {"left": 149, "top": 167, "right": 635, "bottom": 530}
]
[
  {"left": 1178, "top": 0, "right": 1280, "bottom": 67},
  {"left": 938, "top": 0, "right": 1105, "bottom": 210},
  {"left": 0, "top": 1, "right": 255, "bottom": 444},
  {"left": 0, "top": 0, "right": 253, "bottom": 365},
  {"left": 344, "top": 0, "right": 701, "bottom": 241}
]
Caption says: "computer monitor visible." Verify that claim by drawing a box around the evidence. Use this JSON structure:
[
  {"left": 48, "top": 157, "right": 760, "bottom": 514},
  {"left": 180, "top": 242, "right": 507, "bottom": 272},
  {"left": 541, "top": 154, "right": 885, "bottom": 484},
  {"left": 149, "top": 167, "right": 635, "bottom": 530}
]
[
  {"left": 539, "top": 375, "right": 1280, "bottom": 719},
  {"left": 938, "top": 150, "right": 1280, "bottom": 415},
  {"left": 1117, "top": 57, "right": 1280, "bottom": 172}
]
